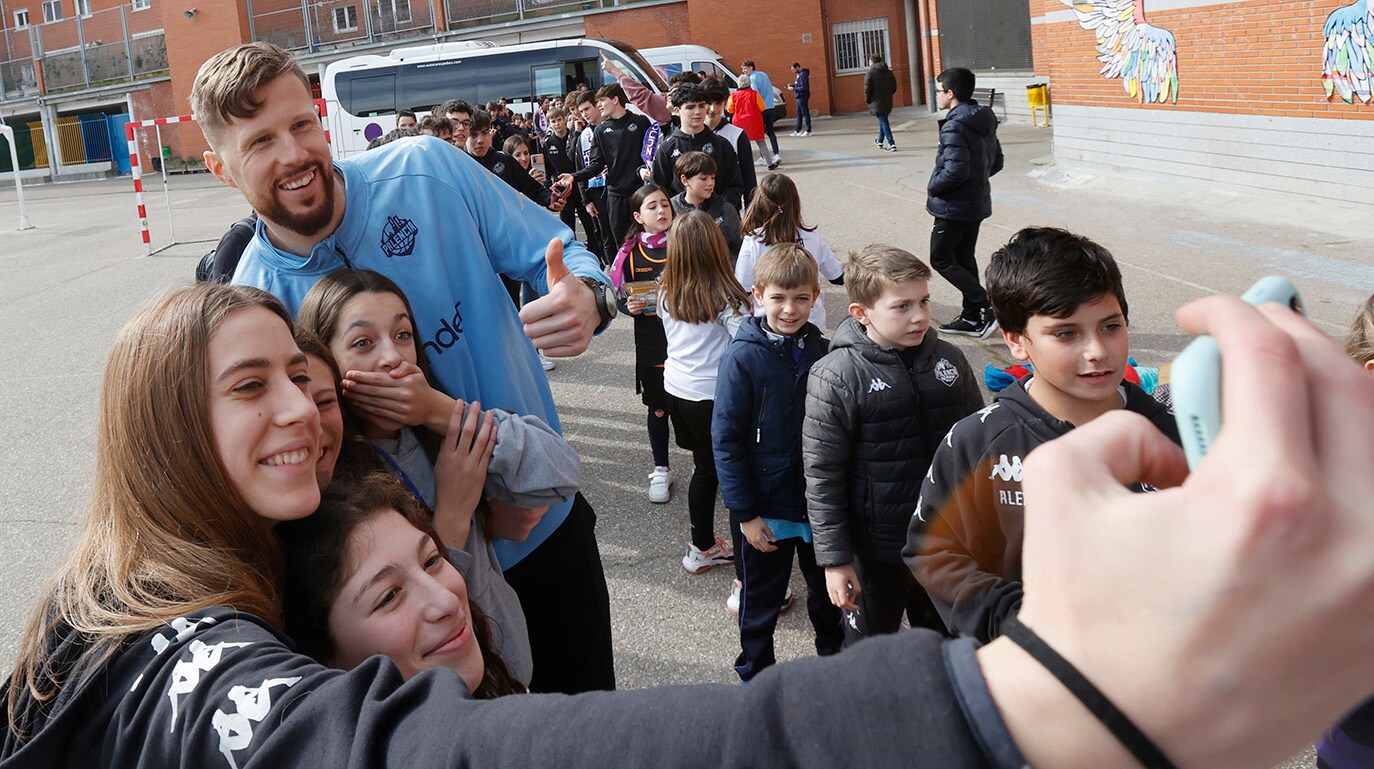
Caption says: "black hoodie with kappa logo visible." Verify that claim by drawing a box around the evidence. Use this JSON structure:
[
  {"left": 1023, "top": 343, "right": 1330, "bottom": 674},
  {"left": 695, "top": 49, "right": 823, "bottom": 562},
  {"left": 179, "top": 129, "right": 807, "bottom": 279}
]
[
  {"left": 0, "top": 605, "right": 1026, "bottom": 768},
  {"left": 905, "top": 376, "right": 1180, "bottom": 644},
  {"left": 571, "top": 111, "right": 653, "bottom": 197},
  {"left": 650, "top": 126, "right": 745, "bottom": 211}
]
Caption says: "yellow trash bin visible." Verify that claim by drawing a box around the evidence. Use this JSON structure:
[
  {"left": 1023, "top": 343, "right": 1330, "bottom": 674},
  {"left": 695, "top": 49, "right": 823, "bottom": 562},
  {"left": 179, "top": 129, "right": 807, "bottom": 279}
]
[{"left": 1026, "top": 84, "right": 1050, "bottom": 127}]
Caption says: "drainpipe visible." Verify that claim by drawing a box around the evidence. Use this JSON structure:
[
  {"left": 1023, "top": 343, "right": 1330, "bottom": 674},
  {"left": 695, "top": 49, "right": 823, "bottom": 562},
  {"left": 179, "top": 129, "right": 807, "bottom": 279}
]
[
  {"left": 903, "top": 0, "right": 921, "bottom": 107},
  {"left": 820, "top": 0, "right": 835, "bottom": 116},
  {"left": 916, "top": 0, "right": 935, "bottom": 112}
]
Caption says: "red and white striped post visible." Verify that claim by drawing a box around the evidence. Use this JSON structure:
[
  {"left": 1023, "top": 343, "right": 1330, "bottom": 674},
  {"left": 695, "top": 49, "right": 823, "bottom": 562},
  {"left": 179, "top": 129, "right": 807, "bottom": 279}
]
[
  {"left": 127, "top": 106, "right": 332, "bottom": 256},
  {"left": 126, "top": 113, "right": 194, "bottom": 257}
]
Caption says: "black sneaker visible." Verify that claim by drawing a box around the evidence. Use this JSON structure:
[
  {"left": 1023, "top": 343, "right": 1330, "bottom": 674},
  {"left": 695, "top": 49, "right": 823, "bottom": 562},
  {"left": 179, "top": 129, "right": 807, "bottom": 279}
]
[{"left": 940, "top": 311, "right": 999, "bottom": 338}]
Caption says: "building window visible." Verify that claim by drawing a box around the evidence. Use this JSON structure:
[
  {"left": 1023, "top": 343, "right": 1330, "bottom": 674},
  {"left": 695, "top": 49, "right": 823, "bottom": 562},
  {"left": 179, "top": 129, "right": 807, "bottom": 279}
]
[
  {"left": 73, "top": 0, "right": 90, "bottom": 17},
  {"left": 13, "top": 8, "right": 29, "bottom": 26},
  {"left": 832, "top": 17, "right": 890, "bottom": 75},
  {"left": 41, "top": 0, "right": 61, "bottom": 22},
  {"left": 131, "top": 0, "right": 150, "bottom": 11},
  {"left": 332, "top": 4, "right": 358, "bottom": 32},
  {"left": 375, "top": 0, "right": 410, "bottom": 24}
]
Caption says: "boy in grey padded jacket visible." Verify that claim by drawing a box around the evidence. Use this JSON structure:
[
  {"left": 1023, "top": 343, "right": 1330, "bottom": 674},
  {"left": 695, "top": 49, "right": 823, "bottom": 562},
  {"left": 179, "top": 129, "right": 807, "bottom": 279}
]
[{"left": 803, "top": 246, "right": 982, "bottom": 647}]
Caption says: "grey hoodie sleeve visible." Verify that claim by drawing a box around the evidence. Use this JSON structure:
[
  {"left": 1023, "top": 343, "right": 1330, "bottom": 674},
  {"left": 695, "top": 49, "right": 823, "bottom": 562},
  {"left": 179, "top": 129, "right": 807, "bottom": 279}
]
[
  {"left": 483, "top": 410, "right": 582, "bottom": 508},
  {"left": 803, "top": 362, "right": 859, "bottom": 567}
]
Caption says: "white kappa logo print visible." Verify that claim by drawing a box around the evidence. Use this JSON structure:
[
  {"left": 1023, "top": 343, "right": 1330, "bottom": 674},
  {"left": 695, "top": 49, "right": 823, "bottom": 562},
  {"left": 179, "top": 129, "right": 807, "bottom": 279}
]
[
  {"left": 989, "top": 454, "right": 1023, "bottom": 482},
  {"left": 867, "top": 378, "right": 892, "bottom": 393},
  {"left": 934, "top": 358, "right": 959, "bottom": 386},
  {"left": 166, "top": 639, "right": 252, "bottom": 732},
  {"left": 212, "top": 676, "right": 302, "bottom": 769}
]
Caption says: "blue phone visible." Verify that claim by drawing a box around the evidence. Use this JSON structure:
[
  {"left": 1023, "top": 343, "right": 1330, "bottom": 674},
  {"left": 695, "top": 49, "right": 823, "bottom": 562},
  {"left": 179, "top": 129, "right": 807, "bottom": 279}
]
[{"left": 1171, "top": 276, "right": 1306, "bottom": 469}]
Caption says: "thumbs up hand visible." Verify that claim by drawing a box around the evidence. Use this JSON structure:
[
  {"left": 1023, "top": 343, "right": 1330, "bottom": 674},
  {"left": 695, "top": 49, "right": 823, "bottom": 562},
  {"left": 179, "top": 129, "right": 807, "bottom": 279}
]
[{"left": 519, "top": 237, "right": 598, "bottom": 358}]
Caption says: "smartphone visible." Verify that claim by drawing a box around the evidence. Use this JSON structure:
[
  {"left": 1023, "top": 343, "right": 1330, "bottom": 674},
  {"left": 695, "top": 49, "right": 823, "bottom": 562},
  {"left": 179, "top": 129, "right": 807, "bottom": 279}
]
[
  {"left": 1171, "top": 276, "right": 1306, "bottom": 469},
  {"left": 534, "top": 153, "right": 545, "bottom": 166},
  {"left": 552, "top": 180, "right": 573, "bottom": 202}
]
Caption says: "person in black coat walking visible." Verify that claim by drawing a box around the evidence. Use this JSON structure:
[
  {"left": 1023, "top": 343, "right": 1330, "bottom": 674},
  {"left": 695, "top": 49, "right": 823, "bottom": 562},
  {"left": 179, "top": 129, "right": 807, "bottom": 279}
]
[
  {"left": 863, "top": 55, "right": 898, "bottom": 151},
  {"left": 927, "top": 67, "right": 1004, "bottom": 339}
]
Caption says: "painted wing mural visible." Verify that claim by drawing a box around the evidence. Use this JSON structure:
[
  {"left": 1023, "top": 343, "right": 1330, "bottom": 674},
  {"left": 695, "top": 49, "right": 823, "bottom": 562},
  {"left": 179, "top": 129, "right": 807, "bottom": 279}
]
[
  {"left": 1323, "top": 0, "right": 1373, "bottom": 104},
  {"left": 1059, "top": 0, "right": 1179, "bottom": 104}
]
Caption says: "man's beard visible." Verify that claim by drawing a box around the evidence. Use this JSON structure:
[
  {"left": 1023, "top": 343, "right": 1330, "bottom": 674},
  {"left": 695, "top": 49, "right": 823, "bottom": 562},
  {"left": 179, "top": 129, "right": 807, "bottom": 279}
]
[{"left": 254, "top": 162, "right": 337, "bottom": 238}]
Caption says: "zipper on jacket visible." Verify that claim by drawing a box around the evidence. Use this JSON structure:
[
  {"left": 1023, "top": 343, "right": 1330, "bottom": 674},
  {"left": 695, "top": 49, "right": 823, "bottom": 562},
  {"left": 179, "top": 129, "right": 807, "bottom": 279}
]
[{"left": 757, "top": 385, "right": 767, "bottom": 444}]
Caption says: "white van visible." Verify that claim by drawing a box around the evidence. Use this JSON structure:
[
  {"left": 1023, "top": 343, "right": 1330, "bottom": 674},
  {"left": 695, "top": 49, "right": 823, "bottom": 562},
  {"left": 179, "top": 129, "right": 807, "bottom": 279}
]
[{"left": 640, "top": 44, "right": 786, "bottom": 110}]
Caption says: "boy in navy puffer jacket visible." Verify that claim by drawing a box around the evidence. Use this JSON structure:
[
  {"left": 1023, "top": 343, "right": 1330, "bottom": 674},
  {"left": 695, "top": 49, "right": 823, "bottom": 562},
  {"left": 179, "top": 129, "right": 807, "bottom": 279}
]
[{"left": 714, "top": 243, "right": 843, "bottom": 681}]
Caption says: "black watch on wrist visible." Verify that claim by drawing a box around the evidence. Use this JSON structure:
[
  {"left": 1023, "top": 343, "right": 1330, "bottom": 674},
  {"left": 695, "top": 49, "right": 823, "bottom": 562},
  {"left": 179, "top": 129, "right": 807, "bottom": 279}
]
[{"left": 579, "top": 276, "right": 617, "bottom": 334}]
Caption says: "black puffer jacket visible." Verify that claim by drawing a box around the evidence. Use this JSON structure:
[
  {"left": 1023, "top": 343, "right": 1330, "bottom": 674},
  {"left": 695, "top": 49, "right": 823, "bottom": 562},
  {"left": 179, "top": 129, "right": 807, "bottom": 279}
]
[
  {"left": 803, "top": 317, "right": 984, "bottom": 566},
  {"left": 926, "top": 101, "right": 1003, "bottom": 222}
]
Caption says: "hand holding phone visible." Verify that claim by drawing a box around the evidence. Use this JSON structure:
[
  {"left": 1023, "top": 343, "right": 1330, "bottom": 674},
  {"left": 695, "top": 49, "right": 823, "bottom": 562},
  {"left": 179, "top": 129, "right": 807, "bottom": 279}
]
[{"left": 1171, "top": 276, "right": 1306, "bottom": 469}]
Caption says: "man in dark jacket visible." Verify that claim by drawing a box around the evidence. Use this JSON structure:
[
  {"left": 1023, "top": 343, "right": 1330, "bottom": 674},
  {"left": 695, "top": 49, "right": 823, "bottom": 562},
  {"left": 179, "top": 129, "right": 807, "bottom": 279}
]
[
  {"left": 803, "top": 245, "right": 984, "bottom": 647},
  {"left": 560, "top": 83, "right": 654, "bottom": 246},
  {"left": 788, "top": 63, "right": 812, "bottom": 136},
  {"left": 863, "top": 55, "right": 898, "bottom": 151},
  {"left": 927, "top": 67, "right": 1005, "bottom": 338}
]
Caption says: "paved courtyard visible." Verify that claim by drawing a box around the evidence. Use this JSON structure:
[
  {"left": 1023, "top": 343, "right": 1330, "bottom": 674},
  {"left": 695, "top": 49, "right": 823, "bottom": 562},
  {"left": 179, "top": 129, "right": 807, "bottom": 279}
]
[{"left": 1, "top": 111, "right": 1368, "bottom": 767}]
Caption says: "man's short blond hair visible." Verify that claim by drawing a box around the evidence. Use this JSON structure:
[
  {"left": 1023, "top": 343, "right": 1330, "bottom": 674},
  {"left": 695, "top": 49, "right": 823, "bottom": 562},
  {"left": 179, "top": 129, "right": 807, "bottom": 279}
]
[
  {"left": 753, "top": 243, "right": 819, "bottom": 292},
  {"left": 843, "top": 244, "right": 932, "bottom": 307},
  {"left": 190, "top": 42, "right": 311, "bottom": 150}
]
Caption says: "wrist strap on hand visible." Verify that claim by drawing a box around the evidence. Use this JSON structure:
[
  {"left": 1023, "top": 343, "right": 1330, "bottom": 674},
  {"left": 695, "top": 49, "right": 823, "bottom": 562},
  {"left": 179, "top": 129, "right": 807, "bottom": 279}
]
[{"left": 1002, "top": 616, "right": 1179, "bottom": 769}]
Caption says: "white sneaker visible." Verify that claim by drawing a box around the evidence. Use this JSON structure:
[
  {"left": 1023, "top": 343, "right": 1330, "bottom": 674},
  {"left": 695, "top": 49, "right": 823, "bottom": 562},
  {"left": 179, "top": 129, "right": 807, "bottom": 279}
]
[
  {"left": 789, "top": 130, "right": 800, "bottom": 137},
  {"left": 773, "top": 151, "right": 782, "bottom": 163},
  {"left": 682, "top": 537, "right": 734, "bottom": 574},
  {"left": 754, "top": 157, "right": 766, "bottom": 166},
  {"left": 799, "top": 130, "right": 810, "bottom": 137},
  {"left": 540, "top": 355, "right": 556, "bottom": 371},
  {"left": 648, "top": 466, "right": 672, "bottom": 503},
  {"left": 727, "top": 583, "right": 794, "bottom": 615}
]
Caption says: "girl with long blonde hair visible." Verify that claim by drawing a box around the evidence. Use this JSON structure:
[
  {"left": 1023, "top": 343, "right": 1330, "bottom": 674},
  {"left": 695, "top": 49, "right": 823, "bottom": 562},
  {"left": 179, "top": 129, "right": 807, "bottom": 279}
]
[
  {"left": 736, "top": 173, "right": 844, "bottom": 333},
  {"left": 658, "top": 210, "right": 752, "bottom": 589}
]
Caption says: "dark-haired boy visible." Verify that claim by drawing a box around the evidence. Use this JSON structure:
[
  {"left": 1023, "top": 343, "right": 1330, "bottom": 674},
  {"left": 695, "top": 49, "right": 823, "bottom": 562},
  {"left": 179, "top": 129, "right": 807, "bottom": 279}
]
[
  {"left": 558, "top": 83, "right": 653, "bottom": 245},
  {"left": 543, "top": 106, "right": 600, "bottom": 251},
  {"left": 715, "top": 244, "right": 842, "bottom": 681},
  {"left": 440, "top": 98, "right": 474, "bottom": 146},
  {"left": 466, "top": 109, "right": 561, "bottom": 211},
  {"left": 927, "top": 67, "right": 1003, "bottom": 339},
  {"left": 804, "top": 245, "right": 983, "bottom": 646},
  {"left": 669, "top": 151, "right": 742, "bottom": 256},
  {"left": 651, "top": 83, "right": 744, "bottom": 210},
  {"left": 906, "top": 227, "right": 1180, "bottom": 644},
  {"left": 702, "top": 78, "right": 758, "bottom": 207}
]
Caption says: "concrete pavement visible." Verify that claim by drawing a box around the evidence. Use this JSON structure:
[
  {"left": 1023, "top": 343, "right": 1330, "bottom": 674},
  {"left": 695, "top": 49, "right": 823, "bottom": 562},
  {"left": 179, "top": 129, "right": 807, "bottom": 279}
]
[{"left": 0, "top": 112, "right": 1367, "bottom": 767}]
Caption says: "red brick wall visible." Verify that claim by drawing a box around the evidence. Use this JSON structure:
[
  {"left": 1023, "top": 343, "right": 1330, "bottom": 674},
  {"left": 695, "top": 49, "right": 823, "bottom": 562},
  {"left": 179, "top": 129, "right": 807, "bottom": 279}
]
[
  {"left": 129, "top": 80, "right": 187, "bottom": 161},
  {"left": 163, "top": 0, "right": 253, "bottom": 154},
  {"left": 688, "top": 0, "right": 831, "bottom": 115},
  {"left": 828, "top": 0, "right": 912, "bottom": 113},
  {"left": 1032, "top": 0, "right": 1374, "bottom": 120},
  {"left": 584, "top": 2, "right": 691, "bottom": 50}
]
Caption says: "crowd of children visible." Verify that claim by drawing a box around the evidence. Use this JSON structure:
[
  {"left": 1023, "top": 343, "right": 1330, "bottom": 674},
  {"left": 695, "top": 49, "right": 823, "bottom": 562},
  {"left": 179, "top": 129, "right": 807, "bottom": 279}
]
[{"left": 214, "top": 58, "right": 1374, "bottom": 696}]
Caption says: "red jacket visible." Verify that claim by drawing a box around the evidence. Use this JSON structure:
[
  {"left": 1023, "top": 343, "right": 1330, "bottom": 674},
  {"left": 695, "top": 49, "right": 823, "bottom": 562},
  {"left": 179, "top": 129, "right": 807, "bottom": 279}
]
[{"left": 729, "top": 87, "right": 766, "bottom": 141}]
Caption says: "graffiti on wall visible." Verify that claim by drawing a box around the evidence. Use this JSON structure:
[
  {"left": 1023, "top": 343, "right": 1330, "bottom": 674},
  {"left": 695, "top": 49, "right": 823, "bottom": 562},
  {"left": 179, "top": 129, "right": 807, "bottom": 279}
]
[
  {"left": 1059, "top": 0, "right": 1179, "bottom": 104},
  {"left": 1322, "top": 0, "right": 1372, "bottom": 104}
]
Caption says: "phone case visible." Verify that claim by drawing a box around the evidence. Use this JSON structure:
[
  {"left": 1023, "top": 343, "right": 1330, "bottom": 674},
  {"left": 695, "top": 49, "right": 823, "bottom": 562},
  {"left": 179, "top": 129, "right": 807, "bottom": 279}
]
[{"left": 1171, "top": 276, "right": 1305, "bottom": 469}]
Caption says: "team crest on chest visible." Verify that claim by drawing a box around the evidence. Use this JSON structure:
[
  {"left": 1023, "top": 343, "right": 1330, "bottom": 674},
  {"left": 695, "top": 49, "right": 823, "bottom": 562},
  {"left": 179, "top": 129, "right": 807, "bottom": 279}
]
[
  {"left": 493, "top": 161, "right": 506, "bottom": 175},
  {"left": 380, "top": 215, "right": 418, "bottom": 258},
  {"left": 934, "top": 357, "right": 959, "bottom": 387}
]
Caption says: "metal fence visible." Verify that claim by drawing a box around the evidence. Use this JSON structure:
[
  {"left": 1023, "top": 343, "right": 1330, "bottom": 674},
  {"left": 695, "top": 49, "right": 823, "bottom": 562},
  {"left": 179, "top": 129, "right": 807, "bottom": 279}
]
[
  {"left": 9, "top": 6, "right": 167, "bottom": 97},
  {"left": 250, "top": 0, "right": 649, "bottom": 51},
  {"left": 251, "top": 0, "right": 440, "bottom": 54}
]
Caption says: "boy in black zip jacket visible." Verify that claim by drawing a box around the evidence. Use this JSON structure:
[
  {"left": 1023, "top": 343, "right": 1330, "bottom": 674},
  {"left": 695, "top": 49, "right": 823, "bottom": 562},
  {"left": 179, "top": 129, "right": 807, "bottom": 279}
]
[
  {"left": 650, "top": 83, "right": 744, "bottom": 210},
  {"left": 669, "top": 151, "right": 743, "bottom": 258},
  {"left": 714, "top": 245, "right": 843, "bottom": 681},
  {"left": 906, "top": 227, "right": 1181, "bottom": 644},
  {"left": 466, "top": 109, "right": 561, "bottom": 211},
  {"left": 560, "top": 83, "right": 653, "bottom": 246},
  {"left": 543, "top": 106, "right": 600, "bottom": 249},
  {"left": 804, "top": 245, "right": 983, "bottom": 647}
]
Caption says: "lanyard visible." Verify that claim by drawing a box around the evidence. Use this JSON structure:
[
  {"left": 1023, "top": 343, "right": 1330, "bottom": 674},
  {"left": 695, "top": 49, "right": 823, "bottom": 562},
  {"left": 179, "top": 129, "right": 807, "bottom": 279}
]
[{"left": 373, "top": 445, "right": 430, "bottom": 508}]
